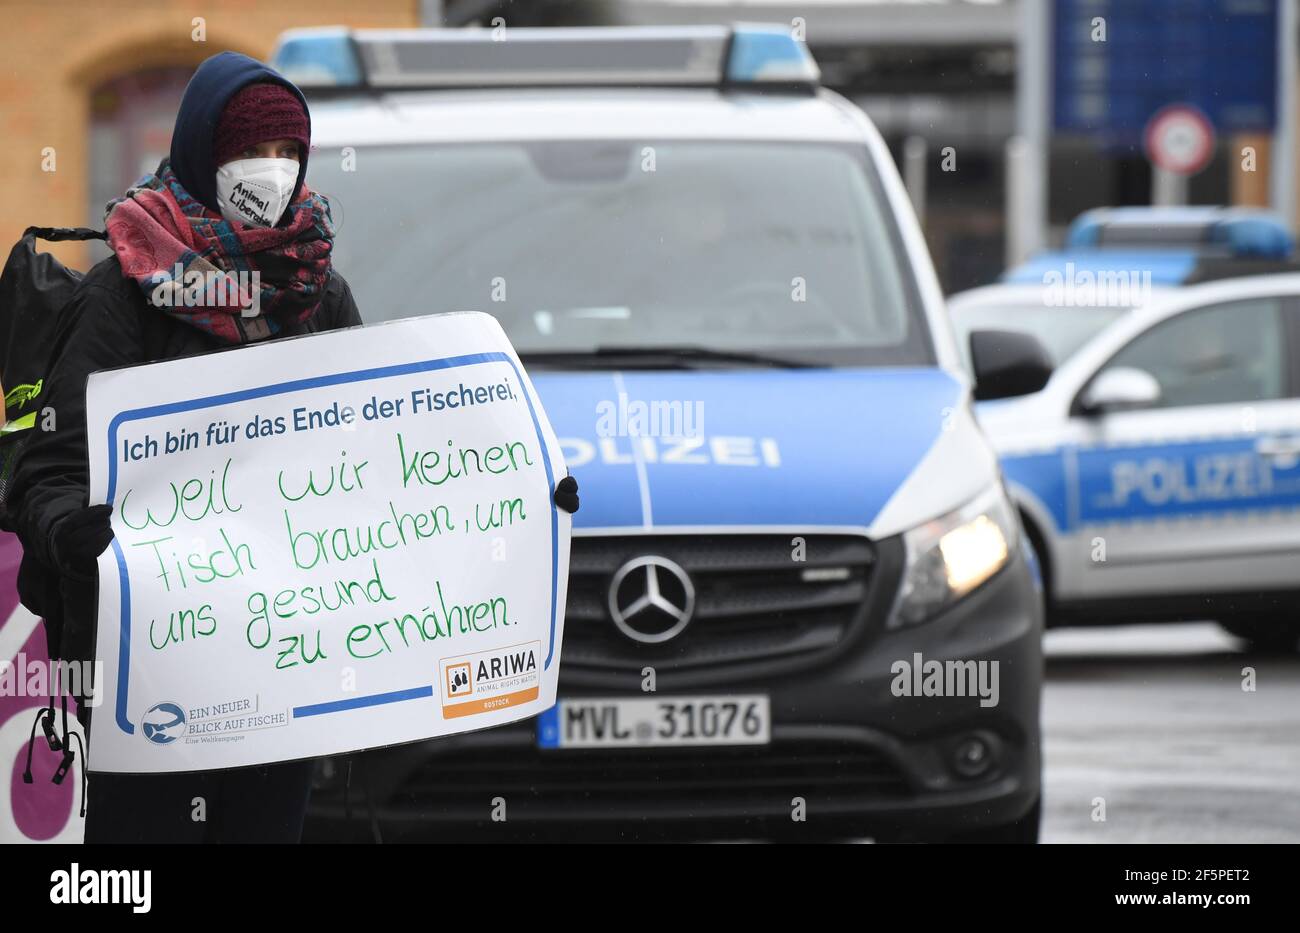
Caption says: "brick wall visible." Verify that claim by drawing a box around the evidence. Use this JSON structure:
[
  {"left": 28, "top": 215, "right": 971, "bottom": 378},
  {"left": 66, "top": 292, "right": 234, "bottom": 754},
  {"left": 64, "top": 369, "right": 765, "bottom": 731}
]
[{"left": 0, "top": 0, "right": 419, "bottom": 269}]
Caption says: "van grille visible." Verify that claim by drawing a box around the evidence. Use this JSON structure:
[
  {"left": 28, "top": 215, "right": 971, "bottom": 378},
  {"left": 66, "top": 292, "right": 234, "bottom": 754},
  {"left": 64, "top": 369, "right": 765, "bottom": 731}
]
[{"left": 562, "top": 533, "right": 874, "bottom": 670}]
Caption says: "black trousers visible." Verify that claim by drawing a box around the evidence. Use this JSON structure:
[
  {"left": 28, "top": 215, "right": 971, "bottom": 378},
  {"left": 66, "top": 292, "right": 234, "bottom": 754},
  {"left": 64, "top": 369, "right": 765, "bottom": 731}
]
[
  {"left": 83, "top": 760, "right": 315, "bottom": 844},
  {"left": 78, "top": 704, "right": 315, "bottom": 844}
]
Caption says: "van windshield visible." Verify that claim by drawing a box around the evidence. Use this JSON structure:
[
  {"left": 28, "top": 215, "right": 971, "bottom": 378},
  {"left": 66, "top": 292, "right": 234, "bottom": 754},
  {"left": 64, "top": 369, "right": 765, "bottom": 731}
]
[{"left": 308, "top": 140, "right": 932, "bottom": 367}]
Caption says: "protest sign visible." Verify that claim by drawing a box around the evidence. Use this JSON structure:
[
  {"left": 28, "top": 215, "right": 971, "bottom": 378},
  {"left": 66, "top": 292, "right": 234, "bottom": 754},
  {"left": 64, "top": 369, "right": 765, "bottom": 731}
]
[{"left": 84, "top": 311, "right": 570, "bottom": 773}]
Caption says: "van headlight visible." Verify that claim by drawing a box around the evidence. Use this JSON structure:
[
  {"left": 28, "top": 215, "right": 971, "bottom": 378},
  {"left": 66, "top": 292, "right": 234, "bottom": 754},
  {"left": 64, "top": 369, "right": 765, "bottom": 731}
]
[{"left": 890, "top": 485, "right": 1017, "bottom": 628}]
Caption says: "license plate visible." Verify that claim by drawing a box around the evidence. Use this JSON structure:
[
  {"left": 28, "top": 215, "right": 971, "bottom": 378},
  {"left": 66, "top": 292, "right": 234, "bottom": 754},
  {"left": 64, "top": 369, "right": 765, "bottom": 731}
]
[{"left": 537, "top": 695, "right": 770, "bottom": 749}]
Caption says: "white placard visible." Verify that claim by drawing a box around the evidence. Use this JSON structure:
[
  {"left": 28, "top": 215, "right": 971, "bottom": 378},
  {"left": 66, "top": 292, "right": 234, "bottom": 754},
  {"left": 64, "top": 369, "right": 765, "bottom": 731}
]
[{"left": 84, "top": 311, "right": 569, "bottom": 773}]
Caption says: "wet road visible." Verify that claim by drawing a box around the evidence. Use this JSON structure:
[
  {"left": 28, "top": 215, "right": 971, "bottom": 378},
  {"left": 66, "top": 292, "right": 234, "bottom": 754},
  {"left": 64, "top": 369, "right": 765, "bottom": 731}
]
[{"left": 1042, "top": 623, "right": 1300, "bottom": 843}]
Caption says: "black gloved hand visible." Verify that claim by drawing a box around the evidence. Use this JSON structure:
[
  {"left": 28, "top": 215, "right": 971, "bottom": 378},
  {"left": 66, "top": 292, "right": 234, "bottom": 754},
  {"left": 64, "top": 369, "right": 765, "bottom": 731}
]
[
  {"left": 51, "top": 504, "right": 114, "bottom": 581},
  {"left": 553, "top": 475, "right": 579, "bottom": 514}
]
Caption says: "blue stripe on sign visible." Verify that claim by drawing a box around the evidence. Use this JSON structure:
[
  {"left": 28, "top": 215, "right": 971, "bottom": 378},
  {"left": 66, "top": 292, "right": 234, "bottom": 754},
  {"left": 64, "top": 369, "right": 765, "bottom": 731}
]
[
  {"left": 294, "top": 685, "right": 434, "bottom": 718},
  {"left": 111, "top": 535, "right": 135, "bottom": 735}
]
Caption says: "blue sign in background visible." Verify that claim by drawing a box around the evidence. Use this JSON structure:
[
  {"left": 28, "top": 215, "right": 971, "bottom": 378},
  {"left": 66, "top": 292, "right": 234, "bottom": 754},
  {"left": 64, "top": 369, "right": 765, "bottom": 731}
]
[{"left": 1053, "top": 0, "right": 1278, "bottom": 143}]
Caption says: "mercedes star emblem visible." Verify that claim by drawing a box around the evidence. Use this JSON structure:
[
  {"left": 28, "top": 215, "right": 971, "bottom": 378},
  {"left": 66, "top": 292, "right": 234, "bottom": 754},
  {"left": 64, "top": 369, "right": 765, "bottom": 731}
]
[{"left": 607, "top": 555, "right": 696, "bottom": 644}]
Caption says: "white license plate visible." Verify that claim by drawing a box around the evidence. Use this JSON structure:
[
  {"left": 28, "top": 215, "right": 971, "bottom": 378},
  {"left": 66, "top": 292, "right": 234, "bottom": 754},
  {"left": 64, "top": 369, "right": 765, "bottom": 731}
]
[{"left": 538, "top": 695, "right": 770, "bottom": 749}]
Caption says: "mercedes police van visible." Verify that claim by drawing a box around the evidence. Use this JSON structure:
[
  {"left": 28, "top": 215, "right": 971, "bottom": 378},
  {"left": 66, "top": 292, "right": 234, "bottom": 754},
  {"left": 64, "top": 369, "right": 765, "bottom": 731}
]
[{"left": 273, "top": 24, "right": 1049, "bottom": 842}]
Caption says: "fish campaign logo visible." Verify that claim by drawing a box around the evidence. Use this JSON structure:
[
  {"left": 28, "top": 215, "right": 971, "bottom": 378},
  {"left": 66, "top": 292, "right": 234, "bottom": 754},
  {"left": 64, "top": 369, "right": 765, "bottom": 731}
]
[{"left": 141, "top": 702, "right": 187, "bottom": 745}]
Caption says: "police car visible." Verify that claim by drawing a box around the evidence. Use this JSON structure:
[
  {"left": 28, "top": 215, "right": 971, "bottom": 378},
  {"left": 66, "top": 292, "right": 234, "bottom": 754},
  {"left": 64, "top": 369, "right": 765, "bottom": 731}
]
[
  {"left": 978, "top": 273, "right": 1300, "bottom": 651},
  {"left": 950, "top": 207, "right": 1297, "bottom": 374},
  {"left": 275, "top": 24, "right": 1048, "bottom": 842}
]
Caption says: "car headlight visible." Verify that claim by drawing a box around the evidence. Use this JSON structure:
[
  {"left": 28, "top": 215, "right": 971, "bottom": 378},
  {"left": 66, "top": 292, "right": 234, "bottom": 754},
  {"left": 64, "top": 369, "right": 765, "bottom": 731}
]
[{"left": 890, "top": 484, "right": 1017, "bottom": 628}]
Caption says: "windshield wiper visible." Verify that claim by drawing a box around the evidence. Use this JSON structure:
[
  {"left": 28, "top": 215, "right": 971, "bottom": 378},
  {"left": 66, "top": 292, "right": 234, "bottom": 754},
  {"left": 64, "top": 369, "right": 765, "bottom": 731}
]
[{"left": 519, "top": 344, "right": 815, "bottom": 369}]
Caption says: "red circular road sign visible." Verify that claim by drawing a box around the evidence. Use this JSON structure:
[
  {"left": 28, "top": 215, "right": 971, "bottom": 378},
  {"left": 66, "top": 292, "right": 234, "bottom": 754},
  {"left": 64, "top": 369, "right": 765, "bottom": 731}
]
[{"left": 1144, "top": 104, "right": 1216, "bottom": 176}]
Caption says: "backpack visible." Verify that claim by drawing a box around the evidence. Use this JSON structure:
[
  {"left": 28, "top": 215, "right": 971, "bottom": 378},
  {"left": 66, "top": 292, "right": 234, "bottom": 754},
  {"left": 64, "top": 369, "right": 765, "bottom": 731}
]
[
  {"left": 0, "top": 226, "right": 106, "bottom": 532},
  {"left": 0, "top": 227, "right": 106, "bottom": 780}
]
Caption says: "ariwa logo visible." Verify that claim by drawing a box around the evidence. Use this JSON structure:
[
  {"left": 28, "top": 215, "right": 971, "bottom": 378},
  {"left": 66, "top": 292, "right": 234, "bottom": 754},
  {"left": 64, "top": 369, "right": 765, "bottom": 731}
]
[
  {"left": 440, "top": 641, "right": 541, "bottom": 720},
  {"left": 50, "top": 864, "right": 151, "bottom": 913}
]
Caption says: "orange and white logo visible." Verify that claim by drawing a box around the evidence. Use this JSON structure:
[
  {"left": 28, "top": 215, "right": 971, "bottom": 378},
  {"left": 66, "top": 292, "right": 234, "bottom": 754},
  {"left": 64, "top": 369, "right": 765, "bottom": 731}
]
[{"left": 439, "top": 642, "right": 541, "bottom": 719}]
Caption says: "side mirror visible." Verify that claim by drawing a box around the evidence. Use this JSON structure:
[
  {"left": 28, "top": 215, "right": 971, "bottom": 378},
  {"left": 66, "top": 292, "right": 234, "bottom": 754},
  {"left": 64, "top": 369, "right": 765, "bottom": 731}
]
[
  {"left": 969, "top": 329, "right": 1053, "bottom": 401},
  {"left": 1079, "top": 366, "right": 1161, "bottom": 415}
]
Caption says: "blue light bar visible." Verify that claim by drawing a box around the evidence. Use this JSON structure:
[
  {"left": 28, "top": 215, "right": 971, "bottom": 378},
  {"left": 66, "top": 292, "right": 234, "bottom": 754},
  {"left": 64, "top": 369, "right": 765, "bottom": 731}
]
[
  {"left": 271, "top": 24, "right": 819, "bottom": 92},
  {"left": 1065, "top": 206, "right": 1295, "bottom": 259},
  {"left": 727, "top": 25, "right": 820, "bottom": 85},
  {"left": 1208, "top": 216, "right": 1295, "bottom": 258},
  {"left": 1002, "top": 250, "right": 1200, "bottom": 287},
  {"left": 271, "top": 27, "right": 363, "bottom": 88}
]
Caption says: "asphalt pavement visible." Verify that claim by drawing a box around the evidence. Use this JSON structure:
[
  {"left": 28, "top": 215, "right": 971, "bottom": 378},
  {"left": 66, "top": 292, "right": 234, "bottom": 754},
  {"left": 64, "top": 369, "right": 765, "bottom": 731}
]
[{"left": 1042, "top": 622, "right": 1300, "bottom": 843}]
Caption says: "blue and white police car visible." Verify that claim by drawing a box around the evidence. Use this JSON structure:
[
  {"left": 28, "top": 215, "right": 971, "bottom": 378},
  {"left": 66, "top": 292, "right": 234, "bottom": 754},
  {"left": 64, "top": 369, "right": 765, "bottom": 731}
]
[
  {"left": 978, "top": 272, "right": 1300, "bottom": 650},
  {"left": 950, "top": 207, "right": 1297, "bottom": 374},
  {"left": 276, "top": 24, "right": 1047, "bottom": 842}
]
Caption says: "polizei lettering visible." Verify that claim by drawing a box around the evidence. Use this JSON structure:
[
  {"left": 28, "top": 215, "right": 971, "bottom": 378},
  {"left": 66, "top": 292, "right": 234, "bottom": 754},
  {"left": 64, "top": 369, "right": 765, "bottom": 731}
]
[{"left": 1107, "top": 452, "right": 1272, "bottom": 507}]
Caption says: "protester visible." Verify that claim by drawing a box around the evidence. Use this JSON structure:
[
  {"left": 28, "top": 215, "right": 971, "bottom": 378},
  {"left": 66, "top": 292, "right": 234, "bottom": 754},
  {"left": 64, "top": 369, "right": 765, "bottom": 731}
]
[
  {"left": 14, "top": 46, "right": 581, "bottom": 843},
  {"left": 11, "top": 51, "right": 360, "bottom": 842}
]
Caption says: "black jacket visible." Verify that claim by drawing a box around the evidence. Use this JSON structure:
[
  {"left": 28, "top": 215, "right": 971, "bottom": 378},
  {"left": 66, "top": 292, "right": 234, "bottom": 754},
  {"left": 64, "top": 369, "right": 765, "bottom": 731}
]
[{"left": 12, "top": 255, "right": 362, "bottom": 666}]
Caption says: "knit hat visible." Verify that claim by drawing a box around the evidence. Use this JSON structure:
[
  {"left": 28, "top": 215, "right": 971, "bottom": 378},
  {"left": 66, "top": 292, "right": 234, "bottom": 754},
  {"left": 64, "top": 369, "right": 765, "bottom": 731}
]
[{"left": 212, "top": 82, "right": 309, "bottom": 168}]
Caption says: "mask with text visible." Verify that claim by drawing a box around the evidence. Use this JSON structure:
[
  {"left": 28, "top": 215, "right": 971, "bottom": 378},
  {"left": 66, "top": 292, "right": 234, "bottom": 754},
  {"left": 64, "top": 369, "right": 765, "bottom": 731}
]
[{"left": 215, "top": 158, "right": 299, "bottom": 228}]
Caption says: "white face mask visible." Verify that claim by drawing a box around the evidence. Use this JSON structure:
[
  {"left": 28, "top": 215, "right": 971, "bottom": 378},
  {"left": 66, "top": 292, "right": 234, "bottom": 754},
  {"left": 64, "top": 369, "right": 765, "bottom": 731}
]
[{"left": 215, "top": 157, "right": 300, "bottom": 227}]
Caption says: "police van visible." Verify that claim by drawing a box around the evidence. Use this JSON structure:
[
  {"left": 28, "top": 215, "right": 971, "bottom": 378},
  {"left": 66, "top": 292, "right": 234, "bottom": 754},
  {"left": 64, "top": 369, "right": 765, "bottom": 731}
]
[
  {"left": 274, "top": 24, "right": 1048, "bottom": 841},
  {"left": 978, "top": 273, "right": 1300, "bottom": 651}
]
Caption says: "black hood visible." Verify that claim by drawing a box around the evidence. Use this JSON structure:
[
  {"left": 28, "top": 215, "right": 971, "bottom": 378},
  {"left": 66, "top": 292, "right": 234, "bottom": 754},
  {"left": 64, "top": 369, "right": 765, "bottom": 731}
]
[{"left": 169, "top": 51, "right": 311, "bottom": 217}]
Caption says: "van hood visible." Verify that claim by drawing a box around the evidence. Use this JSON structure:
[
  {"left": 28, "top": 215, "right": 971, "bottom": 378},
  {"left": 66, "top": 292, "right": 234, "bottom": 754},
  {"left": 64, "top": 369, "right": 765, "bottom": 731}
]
[{"left": 533, "top": 367, "right": 991, "bottom": 536}]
